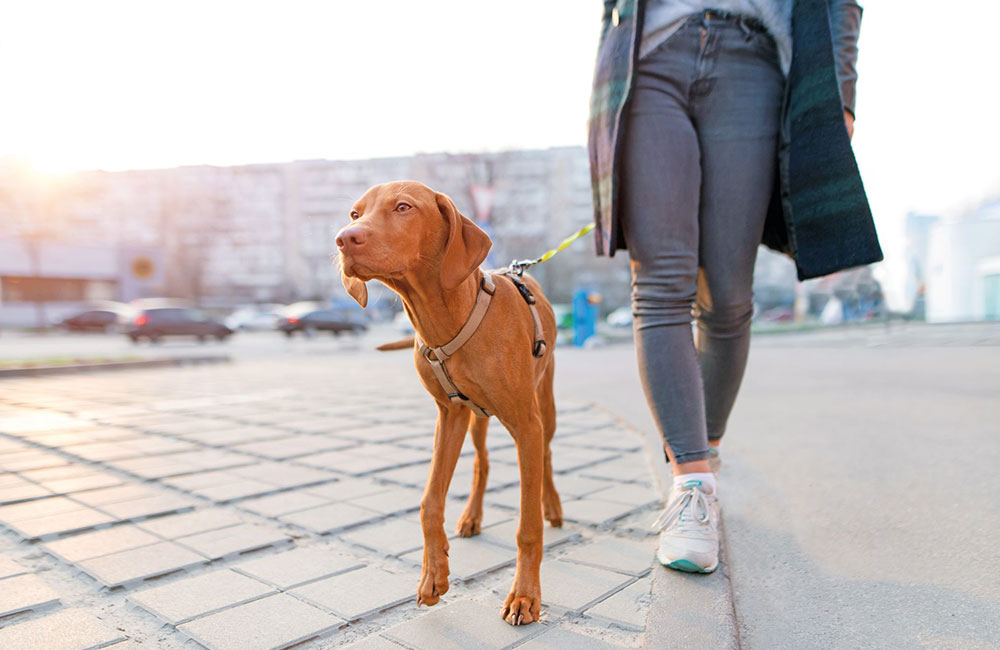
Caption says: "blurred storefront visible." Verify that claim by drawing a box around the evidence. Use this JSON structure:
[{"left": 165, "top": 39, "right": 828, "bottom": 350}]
[{"left": 0, "top": 238, "right": 164, "bottom": 327}]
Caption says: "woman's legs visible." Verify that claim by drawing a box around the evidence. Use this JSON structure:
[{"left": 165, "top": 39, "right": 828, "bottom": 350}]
[
  {"left": 621, "top": 28, "right": 711, "bottom": 476},
  {"left": 622, "top": 16, "right": 784, "bottom": 472}
]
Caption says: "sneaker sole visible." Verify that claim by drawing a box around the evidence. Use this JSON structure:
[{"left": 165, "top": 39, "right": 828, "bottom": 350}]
[{"left": 662, "top": 558, "right": 718, "bottom": 574}]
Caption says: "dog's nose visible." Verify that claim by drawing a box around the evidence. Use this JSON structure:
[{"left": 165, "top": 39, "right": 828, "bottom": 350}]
[{"left": 335, "top": 226, "right": 367, "bottom": 250}]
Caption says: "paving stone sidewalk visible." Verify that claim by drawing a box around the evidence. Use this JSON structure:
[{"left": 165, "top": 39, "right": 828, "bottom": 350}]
[{"left": 0, "top": 355, "right": 665, "bottom": 649}]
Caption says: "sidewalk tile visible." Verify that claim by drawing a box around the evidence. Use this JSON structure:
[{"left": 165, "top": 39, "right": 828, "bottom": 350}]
[
  {"left": 0, "top": 495, "right": 82, "bottom": 522},
  {"left": 234, "top": 436, "right": 352, "bottom": 460},
  {"left": 78, "top": 541, "right": 208, "bottom": 587},
  {"left": 305, "top": 478, "right": 388, "bottom": 501},
  {"left": 442, "top": 500, "right": 515, "bottom": 534},
  {"left": 342, "top": 635, "right": 409, "bottom": 649},
  {"left": 234, "top": 547, "right": 364, "bottom": 589},
  {"left": 290, "top": 565, "right": 416, "bottom": 621},
  {"left": 549, "top": 475, "right": 618, "bottom": 499},
  {"left": 129, "top": 568, "right": 275, "bottom": 624},
  {"left": 0, "top": 573, "right": 60, "bottom": 617},
  {"left": 536, "top": 561, "right": 634, "bottom": 614},
  {"left": 239, "top": 490, "right": 329, "bottom": 517},
  {"left": 192, "top": 478, "right": 277, "bottom": 503},
  {"left": 21, "top": 465, "right": 94, "bottom": 482},
  {"left": 97, "top": 494, "right": 196, "bottom": 520},
  {"left": 594, "top": 483, "right": 661, "bottom": 509},
  {"left": 584, "top": 576, "right": 651, "bottom": 631},
  {"left": 179, "top": 593, "right": 342, "bottom": 650},
  {"left": 44, "top": 524, "right": 160, "bottom": 562},
  {"left": 229, "top": 462, "right": 336, "bottom": 488},
  {"left": 137, "top": 508, "right": 243, "bottom": 538},
  {"left": 383, "top": 599, "right": 545, "bottom": 650},
  {"left": 0, "top": 482, "right": 52, "bottom": 504},
  {"left": 401, "top": 536, "right": 517, "bottom": 582},
  {"left": 175, "top": 524, "right": 289, "bottom": 559},
  {"left": 518, "top": 627, "right": 622, "bottom": 649},
  {"left": 0, "top": 608, "right": 125, "bottom": 649},
  {"left": 561, "top": 537, "right": 654, "bottom": 577},
  {"left": 348, "top": 487, "right": 423, "bottom": 516},
  {"left": 562, "top": 498, "right": 647, "bottom": 527},
  {"left": 341, "top": 517, "right": 423, "bottom": 556},
  {"left": 474, "top": 520, "right": 580, "bottom": 551},
  {"left": 280, "top": 502, "right": 382, "bottom": 534},
  {"left": 9, "top": 506, "right": 115, "bottom": 539},
  {"left": 0, "top": 556, "right": 27, "bottom": 579},
  {"left": 70, "top": 484, "right": 163, "bottom": 507}
]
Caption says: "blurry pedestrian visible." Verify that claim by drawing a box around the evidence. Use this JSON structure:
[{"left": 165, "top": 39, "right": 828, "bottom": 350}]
[{"left": 587, "top": 0, "right": 882, "bottom": 573}]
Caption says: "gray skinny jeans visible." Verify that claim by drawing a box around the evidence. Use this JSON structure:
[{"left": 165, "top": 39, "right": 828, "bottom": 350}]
[{"left": 620, "top": 12, "right": 784, "bottom": 463}]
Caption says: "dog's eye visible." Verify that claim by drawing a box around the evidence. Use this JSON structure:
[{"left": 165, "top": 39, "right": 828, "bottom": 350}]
[
  {"left": 350, "top": 210, "right": 360, "bottom": 220},
  {"left": 395, "top": 202, "right": 412, "bottom": 213}
]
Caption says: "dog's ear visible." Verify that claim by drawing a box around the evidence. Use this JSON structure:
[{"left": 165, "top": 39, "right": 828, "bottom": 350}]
[
  {"left": 437, "top": 192, "right": 492, "bottom": 290},
  {"left": 341, "top": 270, "right": 368, "bottom": 308}
]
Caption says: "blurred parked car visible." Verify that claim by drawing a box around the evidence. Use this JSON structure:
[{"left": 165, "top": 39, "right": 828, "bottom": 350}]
[
  {"left": 758, "top": 306, "right": 795, "bottom": 323},
  {"left": 60, "top": 309, "right": 123, "bottom": 333},
  {"left": 126, "top": 308, "right": 232, "bottom": 343},
  {"left": 606, "top": 306, "right": 633, "bottom": 328},
  {"left": 279, "top": 306, "right": 368, "bottom": 337},
  {"left": 225, "top": 304, "right": 284, "bottom": 331}
]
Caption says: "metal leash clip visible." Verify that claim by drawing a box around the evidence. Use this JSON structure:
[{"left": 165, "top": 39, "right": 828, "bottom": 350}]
[{"left": 507, "top": 259, "right": 537, "bottom": 277}]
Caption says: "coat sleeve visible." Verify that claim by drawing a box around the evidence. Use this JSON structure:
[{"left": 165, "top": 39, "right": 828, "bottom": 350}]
[{"left": 828, "top": 0, "right": 863, "bottom": 116}]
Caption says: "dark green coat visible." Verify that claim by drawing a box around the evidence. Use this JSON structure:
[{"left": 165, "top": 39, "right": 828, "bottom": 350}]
[{"left": 587, "top": 0, "right": 883, "bottom": 280}]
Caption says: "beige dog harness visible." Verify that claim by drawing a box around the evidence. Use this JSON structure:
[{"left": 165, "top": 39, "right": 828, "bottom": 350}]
[{"left": 417, "top": 272, "right": 547, "bottom": 418}]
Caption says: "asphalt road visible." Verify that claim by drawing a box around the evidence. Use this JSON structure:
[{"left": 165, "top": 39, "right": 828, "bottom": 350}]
[{"left": 555, "top": 323, "right": 1000, "bottom": 650}]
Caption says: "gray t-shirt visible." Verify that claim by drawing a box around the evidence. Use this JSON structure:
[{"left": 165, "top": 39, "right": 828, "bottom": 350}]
[{"left": 641, "top": 0, "right": 793, "bottom": 73}]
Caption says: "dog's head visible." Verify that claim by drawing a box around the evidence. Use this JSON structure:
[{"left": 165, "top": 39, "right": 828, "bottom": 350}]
[{"left": 335, "top": 181, "right": 492, "bottom": 308}]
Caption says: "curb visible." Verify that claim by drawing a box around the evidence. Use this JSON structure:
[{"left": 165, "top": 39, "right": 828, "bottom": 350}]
[
  {"left": 593, "top": 407, "right": 742, "bottom": 650},
  {"left": 0, "top": 355, "right": 231, "bottom": 378}
]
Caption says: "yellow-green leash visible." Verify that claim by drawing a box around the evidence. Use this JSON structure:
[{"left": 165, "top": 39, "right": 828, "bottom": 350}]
[{"left": 508, "top": 223, "right": 596, "bottom": 276}]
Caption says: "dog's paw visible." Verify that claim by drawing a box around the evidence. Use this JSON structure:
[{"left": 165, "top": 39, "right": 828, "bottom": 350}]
[
  {"left": 501, "top": 590, "right": 541, "bottom": 626},
  {"left": 417, "top": 559, "right": 450, "bottom": 607},
  {"left": 456, "top": 511, "right": 482, "bottom": 537}
]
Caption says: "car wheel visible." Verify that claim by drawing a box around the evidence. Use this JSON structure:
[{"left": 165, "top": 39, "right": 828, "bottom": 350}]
[
  {"left": 284, "top": 330, "right": 293, "bottom": 338},
  {"left": 215, "top": 333, "right": 229, "bottom": 342},
  {"left": 128, "top": 334, "right": 139, "bottom": 344},
  {"left": 149, "top": 334, "right": 161, "bottom": 344},
  {"left": 197, "top": 335, "right": 207, "bottom": 343}
]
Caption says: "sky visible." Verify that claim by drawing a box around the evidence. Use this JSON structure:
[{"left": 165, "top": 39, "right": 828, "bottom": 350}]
[{"left": 2, "top": 0, "right": 999, "bottom": 309}]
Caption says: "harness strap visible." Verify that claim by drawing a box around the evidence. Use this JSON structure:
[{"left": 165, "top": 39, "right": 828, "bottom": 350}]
[
  {"left": 415, "top": 271, "right": 547, "bottom": 419},
  {"left": 504, "top": 272, "right": 547, "bottom": 358},
  {"left": 417, "top": 274, "right": 496, "bottom": 418}
]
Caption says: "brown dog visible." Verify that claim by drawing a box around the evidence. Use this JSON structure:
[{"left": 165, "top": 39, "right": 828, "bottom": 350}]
[{"left": 336, "top": 181, "right": 562, "bottom": 626}]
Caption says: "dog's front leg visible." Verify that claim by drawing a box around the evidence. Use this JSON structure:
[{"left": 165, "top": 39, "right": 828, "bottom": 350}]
[
  {"left": 501, "top": 412, "right": 544, "bottom": 625},
  {"left": 417, "top": 403, "right": 468, "bottom": 607}
]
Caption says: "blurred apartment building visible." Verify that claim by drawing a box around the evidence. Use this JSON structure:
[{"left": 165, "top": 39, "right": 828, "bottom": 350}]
[
  {"left": 904, "top": 198, "right": 1000, "bottom": 322},
  {"left": 0, "top": 146, "right": 889, "bottom": 328},
  {"left": 0, "top": 148, "right": 634, "bottom": 326}
]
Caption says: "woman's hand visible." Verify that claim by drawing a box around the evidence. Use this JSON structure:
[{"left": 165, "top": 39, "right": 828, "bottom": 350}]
[{"left": 844, "top": 110, "right": 854, "bottom": 140}]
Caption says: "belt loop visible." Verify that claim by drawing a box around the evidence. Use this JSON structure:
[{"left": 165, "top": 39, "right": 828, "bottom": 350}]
[{"left": 738, "top": 16, "right": 752, "bottom": 40}]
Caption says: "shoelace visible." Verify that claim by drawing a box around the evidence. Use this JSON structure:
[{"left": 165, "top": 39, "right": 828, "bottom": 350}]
[{"left": 652, "top": 483, "right": 714, "bottom": 531}]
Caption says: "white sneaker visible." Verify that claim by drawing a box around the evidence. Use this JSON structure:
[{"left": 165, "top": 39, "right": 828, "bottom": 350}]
[{"left": 652, "top": 479, "right": 720, "bottom": 573}]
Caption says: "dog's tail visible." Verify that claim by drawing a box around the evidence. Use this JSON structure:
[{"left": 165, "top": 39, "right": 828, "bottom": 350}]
[{"left": 375, "top": 336, "right": 415, "bottom": 352}]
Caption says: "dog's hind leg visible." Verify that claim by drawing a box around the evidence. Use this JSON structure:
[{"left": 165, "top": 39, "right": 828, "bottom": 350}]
[
  {"left": 457, "top": 413, "right": 489, "bottom": 537},
  {"left": 537, "top": 361, "right": 562, "bottom": 528}
]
